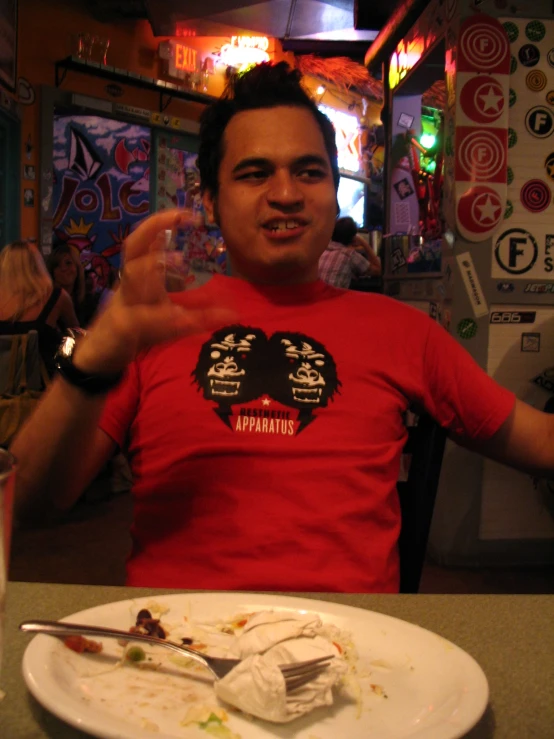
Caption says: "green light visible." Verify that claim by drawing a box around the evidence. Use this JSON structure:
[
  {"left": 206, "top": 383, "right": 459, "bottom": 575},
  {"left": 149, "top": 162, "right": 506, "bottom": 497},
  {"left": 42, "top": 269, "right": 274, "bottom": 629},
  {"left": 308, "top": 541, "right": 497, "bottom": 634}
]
[
  {"left": 420, "top": 133, "right": 436, "bottom": 149},
  {"left": 237, "top": 62, "right": 257, "bottom": 76}
]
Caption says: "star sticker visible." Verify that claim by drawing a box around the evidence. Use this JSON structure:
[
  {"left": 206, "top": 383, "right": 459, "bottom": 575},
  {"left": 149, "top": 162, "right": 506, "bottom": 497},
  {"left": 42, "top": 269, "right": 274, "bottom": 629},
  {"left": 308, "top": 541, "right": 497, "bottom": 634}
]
[
  {"left": 546, "top": 160, "right": 554, "bottom": 179},
  {"left": 478, "top": 86, "right": 503, "bottom": 113},
  {"left": 261, "top": 397, "right": 271, "bottom": 406},
  {"left": 475, "top": 194, "right": 502, "bottom": 223}
]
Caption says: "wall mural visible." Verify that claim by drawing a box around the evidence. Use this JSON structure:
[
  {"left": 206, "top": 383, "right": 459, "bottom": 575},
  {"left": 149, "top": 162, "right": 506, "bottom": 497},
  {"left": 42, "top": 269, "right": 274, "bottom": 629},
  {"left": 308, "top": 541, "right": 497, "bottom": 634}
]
[{"left": 52, "top": 115, "right": 151, "bottom": 287}]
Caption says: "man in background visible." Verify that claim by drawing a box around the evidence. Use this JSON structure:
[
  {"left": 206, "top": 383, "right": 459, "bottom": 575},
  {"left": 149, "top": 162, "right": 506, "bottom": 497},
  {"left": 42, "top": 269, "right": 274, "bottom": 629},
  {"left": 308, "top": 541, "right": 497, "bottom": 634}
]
[{"left": 319, "top": 216, "right": 381, "bottom": 288}]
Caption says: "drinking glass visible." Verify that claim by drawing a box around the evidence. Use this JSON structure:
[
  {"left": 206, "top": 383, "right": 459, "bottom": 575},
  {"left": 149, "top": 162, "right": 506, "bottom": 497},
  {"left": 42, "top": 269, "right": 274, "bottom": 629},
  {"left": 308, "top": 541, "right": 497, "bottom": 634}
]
[{"left": 0, "top": 448, "right": 15, "bottom": 678}]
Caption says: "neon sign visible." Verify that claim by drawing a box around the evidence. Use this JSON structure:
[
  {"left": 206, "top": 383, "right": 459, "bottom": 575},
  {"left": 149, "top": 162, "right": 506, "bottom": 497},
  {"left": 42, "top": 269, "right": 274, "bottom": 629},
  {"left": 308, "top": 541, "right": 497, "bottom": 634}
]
[
  {"left": 219, "top": 36, "right": 270, "bottom": 69},
  {"left": 389, "top": 36, "right": 426, "bottom": 89}
]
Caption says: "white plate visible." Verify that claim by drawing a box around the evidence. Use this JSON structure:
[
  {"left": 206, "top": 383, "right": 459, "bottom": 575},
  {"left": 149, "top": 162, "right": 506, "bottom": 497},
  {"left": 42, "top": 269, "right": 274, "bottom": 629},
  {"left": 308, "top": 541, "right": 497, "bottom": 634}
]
[{"left": 22, "top": 593, "right": 488, "bottom": 739}]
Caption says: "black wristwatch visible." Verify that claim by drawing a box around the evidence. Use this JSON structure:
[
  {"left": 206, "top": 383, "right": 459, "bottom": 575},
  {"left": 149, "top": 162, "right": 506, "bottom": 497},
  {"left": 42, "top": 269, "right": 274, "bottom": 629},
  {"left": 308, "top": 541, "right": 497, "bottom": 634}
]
[{"left": 55, "top": 329, "right": 124, "bottom": 396}]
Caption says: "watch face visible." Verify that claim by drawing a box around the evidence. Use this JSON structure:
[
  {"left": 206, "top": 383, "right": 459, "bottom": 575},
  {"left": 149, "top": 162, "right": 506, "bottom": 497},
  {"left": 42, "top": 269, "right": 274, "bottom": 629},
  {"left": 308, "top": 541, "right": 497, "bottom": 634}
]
[{"left": 57, "top": 334, "right": 78, "bottom": 360}]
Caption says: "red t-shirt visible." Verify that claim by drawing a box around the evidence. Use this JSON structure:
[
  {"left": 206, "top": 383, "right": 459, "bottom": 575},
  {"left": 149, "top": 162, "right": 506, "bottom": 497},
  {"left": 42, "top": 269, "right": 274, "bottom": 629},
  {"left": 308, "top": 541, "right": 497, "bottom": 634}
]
[{"left": 99, "top": 275, "right": 515, "bottom": 592}]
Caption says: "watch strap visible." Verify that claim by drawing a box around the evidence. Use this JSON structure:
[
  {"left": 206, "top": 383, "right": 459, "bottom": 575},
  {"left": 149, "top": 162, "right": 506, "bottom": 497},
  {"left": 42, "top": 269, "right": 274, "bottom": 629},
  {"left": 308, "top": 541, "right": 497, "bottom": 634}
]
[{"left": 55, "top": 330, "right": 123, "bottom": 396}]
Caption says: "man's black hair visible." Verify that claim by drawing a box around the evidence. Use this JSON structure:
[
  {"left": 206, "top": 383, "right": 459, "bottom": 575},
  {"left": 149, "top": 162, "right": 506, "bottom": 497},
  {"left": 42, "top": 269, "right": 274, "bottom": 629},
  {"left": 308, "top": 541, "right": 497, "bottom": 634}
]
[
  {"left": 331, "top": 216, "right": 358, "bottom": 245},
  {"left": 197, "top": 62, "right": 339, "bottom": 197}
]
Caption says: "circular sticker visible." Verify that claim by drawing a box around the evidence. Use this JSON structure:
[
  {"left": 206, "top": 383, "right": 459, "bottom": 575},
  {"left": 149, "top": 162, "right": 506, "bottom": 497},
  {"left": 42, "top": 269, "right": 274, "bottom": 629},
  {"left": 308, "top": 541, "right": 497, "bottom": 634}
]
[
  {"left": 507, "top": 166, "right": 514, "bottom": 185},
  {"left": 520, "top": 179, "right": 551, "bottom": 212},
  {"left": 504, "top": 200, "right": 513, "bottom": 219},
  {"left": 525, "top": 107, "right": 554, "bottom": 138},
  {"left": 494, "top": 228, "right": 538, "bottom": 275},
  {"left": 525, "top": 20, "right": 546, "bottom": 42},
  {"left": 508, "top": 128, "right": 518, "bottom": 147},
  {"left": 457, "top": 318, "right": 478, "bottom": 340},
  {"left": 457, "top": 186, "right": 503, "bottom": 234},
  {"left": 503, "top": 21, "right": 519, "bottom": 43},
  {"left": 526, "top": 70, "right": 547, "bottom": 92},
  {"left": 548, "top": 49, "right": 554, "bottom": 68},
  {"left": 460, "top": 76, "right": 505, "bottom": 123},
  {"left": 458, "top": 130, "right": 506, "bottom": 180},
  {"left": 509, "top": 88, "right": 517, "bottom": 107},
  {"left": 519, "top": 44, "right": 540, "bottom": 67},
  {"left": 460, "top": 19, "right": 510, "bottom": 70},
  {"left": 546, "top": 91, "right": 554, "bottom": 106},
  {"left": 545, "top": 152, "right": 554, "bottom": 180},
  {"left": 510, "top": 55, "right": 518, "bottom": 74}
]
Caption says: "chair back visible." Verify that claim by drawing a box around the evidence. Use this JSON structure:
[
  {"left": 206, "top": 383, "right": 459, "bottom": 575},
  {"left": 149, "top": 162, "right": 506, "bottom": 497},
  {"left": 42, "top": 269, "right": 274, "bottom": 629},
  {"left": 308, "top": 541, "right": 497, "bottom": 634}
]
[
  {"left": 0, "top": 331, "right": 45, "bottom": 395},
  {"left": 0, "top": 332, "right": 49, "bottom": 449},
  {"left": 397, "top": 409, "right": 447, "bottom": 593}
]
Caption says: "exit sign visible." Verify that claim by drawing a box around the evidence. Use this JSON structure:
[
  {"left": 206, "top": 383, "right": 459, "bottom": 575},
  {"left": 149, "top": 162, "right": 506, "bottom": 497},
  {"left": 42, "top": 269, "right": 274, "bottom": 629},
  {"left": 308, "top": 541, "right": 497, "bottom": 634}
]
[
  {"left": 173, "top": 42, "right": 197, "bottom": 73},
  {"left": 159, "top": 40, "right": 198, "bottom": 78}
]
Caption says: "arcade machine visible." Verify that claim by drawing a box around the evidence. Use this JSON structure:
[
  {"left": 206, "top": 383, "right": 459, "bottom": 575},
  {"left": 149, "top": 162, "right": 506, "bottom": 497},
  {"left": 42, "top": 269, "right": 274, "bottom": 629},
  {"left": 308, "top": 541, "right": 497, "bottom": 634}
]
[{"left": 365, "top": 0, "right": 554, "bottom": 567}]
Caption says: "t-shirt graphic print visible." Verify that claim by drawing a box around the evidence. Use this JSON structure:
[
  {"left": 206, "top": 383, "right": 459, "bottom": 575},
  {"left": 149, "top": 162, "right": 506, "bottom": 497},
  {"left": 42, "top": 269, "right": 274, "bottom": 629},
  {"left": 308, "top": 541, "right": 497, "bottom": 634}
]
[{"left": 191, "top": 324, "right": 341, "bottom": 435}]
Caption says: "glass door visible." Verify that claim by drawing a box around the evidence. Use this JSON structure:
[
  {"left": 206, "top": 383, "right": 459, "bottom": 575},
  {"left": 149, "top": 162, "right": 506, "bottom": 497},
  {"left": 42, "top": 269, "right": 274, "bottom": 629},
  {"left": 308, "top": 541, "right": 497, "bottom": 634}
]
[
  {"left": 150, "top": 129, "right": 226, "bottom": 283},
  {"left": 150, "top": 129, "right": 199, "bottom": 213}
]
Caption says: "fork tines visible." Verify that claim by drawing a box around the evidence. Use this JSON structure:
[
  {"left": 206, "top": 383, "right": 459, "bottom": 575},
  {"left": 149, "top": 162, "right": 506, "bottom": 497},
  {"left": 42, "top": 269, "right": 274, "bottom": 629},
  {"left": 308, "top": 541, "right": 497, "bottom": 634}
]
[{"left": 279, "top": 654, "right": 334, "bottom": 675}]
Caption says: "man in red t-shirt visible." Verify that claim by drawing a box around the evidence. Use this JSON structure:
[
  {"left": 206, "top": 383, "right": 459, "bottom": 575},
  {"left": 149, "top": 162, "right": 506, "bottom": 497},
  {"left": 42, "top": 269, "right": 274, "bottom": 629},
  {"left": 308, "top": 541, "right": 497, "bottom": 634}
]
[{"left": 12, "top": 63, "right": 554, "bottom": 592}]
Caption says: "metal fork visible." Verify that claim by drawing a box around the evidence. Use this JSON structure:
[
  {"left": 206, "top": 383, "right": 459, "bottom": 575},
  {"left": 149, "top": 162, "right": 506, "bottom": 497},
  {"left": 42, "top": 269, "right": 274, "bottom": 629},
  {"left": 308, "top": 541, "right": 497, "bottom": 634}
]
[{"left": 20, "top": 619, "right": 334, "bottom": 690}]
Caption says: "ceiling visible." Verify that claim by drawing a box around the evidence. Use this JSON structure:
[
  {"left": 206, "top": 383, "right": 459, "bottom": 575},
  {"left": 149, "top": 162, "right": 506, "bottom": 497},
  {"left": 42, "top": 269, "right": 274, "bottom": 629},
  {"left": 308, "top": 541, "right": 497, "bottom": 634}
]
[{"left": 85, "top": 0, "right": 397, "bottom": 62}]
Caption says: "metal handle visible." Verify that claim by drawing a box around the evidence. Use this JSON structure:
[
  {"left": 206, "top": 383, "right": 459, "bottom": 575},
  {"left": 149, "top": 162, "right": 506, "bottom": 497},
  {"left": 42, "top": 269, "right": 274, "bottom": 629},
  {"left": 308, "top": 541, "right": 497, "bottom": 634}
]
[{"left": 19, "top": 619, "right": 212, "bottom": 673}]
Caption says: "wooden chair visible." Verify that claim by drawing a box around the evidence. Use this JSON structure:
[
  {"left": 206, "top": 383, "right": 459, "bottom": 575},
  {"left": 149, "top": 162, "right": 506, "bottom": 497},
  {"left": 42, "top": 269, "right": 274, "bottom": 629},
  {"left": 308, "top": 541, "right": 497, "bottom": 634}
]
[
  {"left": 397, "top": 409, "right": 447, "bottom": 593},
  {"left": 0, "top": 331, "right": 49, "bottom": 449},
  {"left": 0, "top": 331, "right": 45, "bottom": 395}
]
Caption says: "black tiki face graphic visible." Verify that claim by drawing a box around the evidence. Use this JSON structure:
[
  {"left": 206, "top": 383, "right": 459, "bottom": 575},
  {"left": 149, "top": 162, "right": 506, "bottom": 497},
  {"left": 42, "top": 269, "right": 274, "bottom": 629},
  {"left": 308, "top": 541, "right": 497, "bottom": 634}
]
[
  {"left": 267, "top": 331, "right": 341, "bottom": 410},
  {"left": 191, "top": 325, "right": 267, "bottom": 406},
  {"left": 193, "top": 325, "right": 340, "bottom": 433}
]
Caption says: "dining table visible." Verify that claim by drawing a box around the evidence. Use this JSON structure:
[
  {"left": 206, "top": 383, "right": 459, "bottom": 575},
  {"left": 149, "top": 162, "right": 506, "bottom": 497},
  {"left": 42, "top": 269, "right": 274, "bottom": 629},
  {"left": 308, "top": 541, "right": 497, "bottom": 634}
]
[{"left": 0, "top": 581, "right": 552, "bottom": 738}]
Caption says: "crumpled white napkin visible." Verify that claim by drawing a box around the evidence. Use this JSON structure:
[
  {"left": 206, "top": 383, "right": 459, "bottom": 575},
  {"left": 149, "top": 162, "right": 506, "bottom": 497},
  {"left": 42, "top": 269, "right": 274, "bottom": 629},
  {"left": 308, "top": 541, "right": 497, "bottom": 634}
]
[
  {"left": 214, "top": 612, "right": 347, "bottom": 723},
  {"left": 226, "top": 610, "right": 321, "bottom": 658}
]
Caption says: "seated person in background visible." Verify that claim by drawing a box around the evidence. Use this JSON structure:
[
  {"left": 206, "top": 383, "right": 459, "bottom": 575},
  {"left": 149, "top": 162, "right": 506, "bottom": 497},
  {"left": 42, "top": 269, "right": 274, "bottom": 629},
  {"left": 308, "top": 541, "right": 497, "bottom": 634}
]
[
  {"left": 11, "top": 62, "right": 554, "bottom": 593},
  {"left": 47, "top": 245, "right": 85, "bottom": 326},
  {"left": 318, "top": 216, "right": 381, "bottom": 288},
  {"left": 97, "top": 265, "right": 121, "bottom": 313},
  {"left": 79, "top": 271, "right": 102, "bottom": 328},
  {"left": 0, "top": 241, "right": 78, "bottom": 374}
]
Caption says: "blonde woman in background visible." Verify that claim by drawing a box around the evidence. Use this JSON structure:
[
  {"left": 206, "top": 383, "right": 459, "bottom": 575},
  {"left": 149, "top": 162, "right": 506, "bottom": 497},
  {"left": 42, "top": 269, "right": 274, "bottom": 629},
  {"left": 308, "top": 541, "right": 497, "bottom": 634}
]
[
  {"left": 47, "top": 245, "right": 86, "bottom": 326},
  {"left": 0, "top": 241, "right": 78, "bottom": 373}
]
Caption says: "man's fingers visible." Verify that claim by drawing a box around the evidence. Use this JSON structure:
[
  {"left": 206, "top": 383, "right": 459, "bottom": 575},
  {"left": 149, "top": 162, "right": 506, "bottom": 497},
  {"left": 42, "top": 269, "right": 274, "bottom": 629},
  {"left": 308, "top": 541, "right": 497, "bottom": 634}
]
[
  {"left": 175, "top": 287, "right": 235, "bottom": 312},
  {"left": 119, "top": 248, "right": 189, "bottom": 305},
  {"left": 134, "top": 303, "right": 237, "bottom": 346},
  {"left": 123, "top": 208, "right": 195, "bottom": 261}
]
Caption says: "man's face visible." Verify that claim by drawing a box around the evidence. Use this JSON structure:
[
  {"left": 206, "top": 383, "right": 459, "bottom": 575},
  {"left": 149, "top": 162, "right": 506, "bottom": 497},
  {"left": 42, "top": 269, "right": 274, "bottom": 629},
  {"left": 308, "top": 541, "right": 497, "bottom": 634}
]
[{"left": 202, "top": 106, "right": 338, "bottom": 285}]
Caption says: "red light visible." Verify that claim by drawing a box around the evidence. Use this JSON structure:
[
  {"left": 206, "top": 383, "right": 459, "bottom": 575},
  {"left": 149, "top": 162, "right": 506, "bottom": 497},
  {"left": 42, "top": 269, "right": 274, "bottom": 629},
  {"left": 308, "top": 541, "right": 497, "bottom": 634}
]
[{"left": 175, "top": 23, "right": 197, "bottom": 38}]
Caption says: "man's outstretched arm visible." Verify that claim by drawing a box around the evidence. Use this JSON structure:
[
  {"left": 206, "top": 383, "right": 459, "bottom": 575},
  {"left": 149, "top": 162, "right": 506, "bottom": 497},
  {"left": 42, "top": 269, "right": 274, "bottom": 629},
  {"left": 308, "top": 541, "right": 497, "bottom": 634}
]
[
  {"left": 10, "top": 208, "right": 235, "bottom": 519},
  {"left": 462, "top": 398, "right": 554, "bottom": 478}
]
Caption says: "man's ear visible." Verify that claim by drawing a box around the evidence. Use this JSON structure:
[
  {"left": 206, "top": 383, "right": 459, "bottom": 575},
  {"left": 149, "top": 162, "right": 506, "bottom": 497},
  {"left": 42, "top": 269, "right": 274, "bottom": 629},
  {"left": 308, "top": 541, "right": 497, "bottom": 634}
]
[{"left": 202, "top": 190, "right": 218, "bottom": 226}]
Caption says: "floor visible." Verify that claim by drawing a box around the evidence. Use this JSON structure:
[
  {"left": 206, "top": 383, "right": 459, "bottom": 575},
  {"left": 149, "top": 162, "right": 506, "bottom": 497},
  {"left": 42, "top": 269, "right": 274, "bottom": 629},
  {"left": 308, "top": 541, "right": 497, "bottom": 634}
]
[{"left": 9, "top": 481, "right": 554, "bottom": 594}]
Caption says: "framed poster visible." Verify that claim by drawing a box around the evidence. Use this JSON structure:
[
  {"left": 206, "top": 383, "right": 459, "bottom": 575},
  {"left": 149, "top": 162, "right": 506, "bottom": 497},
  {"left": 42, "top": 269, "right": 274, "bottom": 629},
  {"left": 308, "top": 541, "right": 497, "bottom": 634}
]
[{"left": 0, "top": 0, "right": 18, "bottom": 92}]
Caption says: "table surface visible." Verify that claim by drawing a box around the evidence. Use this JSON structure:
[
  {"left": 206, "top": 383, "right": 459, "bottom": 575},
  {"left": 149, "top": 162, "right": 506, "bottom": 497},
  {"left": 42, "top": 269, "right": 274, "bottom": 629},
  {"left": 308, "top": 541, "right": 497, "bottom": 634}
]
[{"left": 1, "top": 582, "right": 553, "bottom": 738}]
